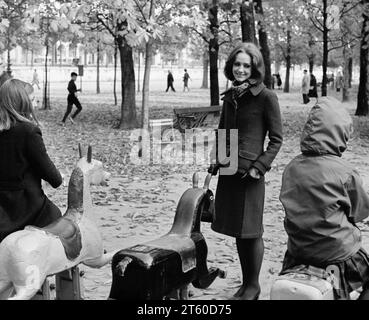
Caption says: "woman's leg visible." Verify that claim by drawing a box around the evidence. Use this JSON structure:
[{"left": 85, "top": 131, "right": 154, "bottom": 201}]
[{"left": 234, "top": 237, "right": 264, "bottom": 299}]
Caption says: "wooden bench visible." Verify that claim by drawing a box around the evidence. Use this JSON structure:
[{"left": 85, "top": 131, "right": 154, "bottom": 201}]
[{"left": 173, "top": 106, "right": 222, "bottom": 133}]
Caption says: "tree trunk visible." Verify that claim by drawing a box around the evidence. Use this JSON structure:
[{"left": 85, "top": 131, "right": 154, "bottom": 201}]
[
  {"left": 255, "top": 0, "right": 271, "bottom": 88},
  {"left": 201, "top": 51, "right": 209, "bottom": 89},
  {"left": 321, "top": 0, "right": 328, "bottom": 97},
  {"left": 42, "top": 38, "right": 51, "bottom": 110},
  {"left": 342, "top": 46, "right": 350, "bottom": 102},
  {"left": 141, "top": 40, "right": 153, "bottom": 129},
  {"left": 31, "top": 49, "right": 34, "bottom": 68},
  {"left": 51, "top": 43, "right": 57, "bottom": 66},
  {"left": 209, "top": 1, "right": 220, "bottom": 106},
  {"left": 6, "top": 32, "right": 11, "bottom": 75},
  {"left": 283, "top": 29, "right": 291, "bottom": 93},
  {"left": 114, "top": 41, "right": 118, "bottom": 106},
  {"left": 96, "top": 40, "right": 101, "bottom": 94},
  {"left": 356, "top": 5, "right": 369, "bottom": 116},
  {"left": 118, "top": 38, "right": 137, "bottom": 129},
  {"left": 240, "top": 0, "right": 256, "bottom": 43},
  {"left": 59, "top": 45, "right": 62, "bottom": 67},
  {"left": 137, "top": 51, "right": 141, "bottom": 93},
  {"left": 341, "top": 0, "right": 350, "bottom": 102},
  {"left": 348, "top": 56, "right": 353, "bottom": 88},
  {"left": 309, "top": 57, "right": 314, "bottom": 74},
  {"left": 84, "top": 49, "right": 87, "bottom": 66},
  {"left": 307, "top": 34, "right": 315, "bottom": 74}
]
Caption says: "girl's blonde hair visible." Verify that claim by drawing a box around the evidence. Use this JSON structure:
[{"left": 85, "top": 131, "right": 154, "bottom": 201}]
[{"left": 0, "top": 78, "right": 39, "bottom": 131}]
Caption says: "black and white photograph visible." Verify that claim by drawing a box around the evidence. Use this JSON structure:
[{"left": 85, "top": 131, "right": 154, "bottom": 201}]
[{"left": 0, "top": 0, "right": 368, "bottom": 306}]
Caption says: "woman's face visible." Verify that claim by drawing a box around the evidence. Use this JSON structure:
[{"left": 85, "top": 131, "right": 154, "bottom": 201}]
[{"left": 232, "top": 52, "right": 252, "bottom": 83}]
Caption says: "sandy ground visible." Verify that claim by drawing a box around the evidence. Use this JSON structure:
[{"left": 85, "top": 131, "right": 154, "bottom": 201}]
[{"left": 35, "top": 87, "right": 369, "bottom": 300}]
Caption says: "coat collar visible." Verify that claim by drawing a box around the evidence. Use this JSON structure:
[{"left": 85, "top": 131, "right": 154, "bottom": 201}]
[{"left": 221, "top": 82, "right": 265, "bottom": 102}]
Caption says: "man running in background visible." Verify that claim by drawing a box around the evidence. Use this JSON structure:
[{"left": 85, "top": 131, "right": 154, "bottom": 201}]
[{"left": 61, "top": 72, "right": 82, "bottom": 125}]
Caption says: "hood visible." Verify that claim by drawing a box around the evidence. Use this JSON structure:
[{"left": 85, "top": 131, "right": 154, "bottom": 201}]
[{"left": 300, "top": 96, "right": 353, "bottom": 157}]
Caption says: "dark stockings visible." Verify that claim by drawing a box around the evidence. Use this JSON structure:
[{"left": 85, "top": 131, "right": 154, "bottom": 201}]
[{"left": 234, "top": 237, "right": 264, "bottom": 300}]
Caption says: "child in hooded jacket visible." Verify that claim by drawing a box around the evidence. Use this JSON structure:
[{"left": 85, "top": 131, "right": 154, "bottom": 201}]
[{"left": 279, "top": 96, "right": 369, "bottom": 300}]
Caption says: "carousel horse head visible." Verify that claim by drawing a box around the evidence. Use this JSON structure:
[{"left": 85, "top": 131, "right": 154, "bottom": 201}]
[{"left": 76, "top": 144, "right": 111, "bottom": 186}]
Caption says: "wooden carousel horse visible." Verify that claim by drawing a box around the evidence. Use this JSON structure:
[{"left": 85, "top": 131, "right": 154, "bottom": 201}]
[
  {"left": 0, "top": 145, "right": 115, "bottom": 300},
  {"left": 109, "top": 173, "right": 226, "bottom": 300}
]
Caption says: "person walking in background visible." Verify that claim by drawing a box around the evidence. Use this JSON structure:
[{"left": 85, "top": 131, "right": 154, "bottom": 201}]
[
  {"left": 61, "top": 72, "right": 82, "bottom": 125},
  {"left": 166, "top": 70, "right": 175, "bottom": 92},
  {"left": 276, "top": 73, "right": 282, "bottom": 90},
  {"left": 330, "top": 72, "right": 335, "bottom": 89},
  {"left": 308, "top": 71, "right": 318, "bottom": 101},
  {"left": 301, "top": 69, "right": 310, "bottom": 104},
  {"left": 208, "top": 42, "right": 283, "bottom": 300},
  {"left": 271, "top": 74, "right": 276, "bottom": 90},
  {"left": 335, "top": 68, "right": 343, "bottom": 92},
  {"left": 183, "top": 69, "right": 191, "bottom": 92},
  {"left": 31, "top": 69, "right": 40, "bottom": 90},
  {"left": 0, "top": 79, "right": 62, "bottom": 241}
]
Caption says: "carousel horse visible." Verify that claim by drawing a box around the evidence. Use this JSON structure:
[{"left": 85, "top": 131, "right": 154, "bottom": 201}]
[
  {"left": 0, "top": 145, "right": 115, "bottom": 300},
  {"left": 109, "top": 173, "right": 226, "bottom": 300}
]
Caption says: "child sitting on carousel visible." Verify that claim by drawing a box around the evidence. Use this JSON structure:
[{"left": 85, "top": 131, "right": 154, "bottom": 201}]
[
  {"left": 279, "top": 96, "right": 369, "bottom": 300},
  {"left": 0, "top": 78, "right": 62, "bottom": 242}
]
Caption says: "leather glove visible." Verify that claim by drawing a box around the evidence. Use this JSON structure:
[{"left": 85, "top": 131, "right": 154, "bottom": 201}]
[
  {"left": 208, "top": 164, "right": 220, "bottom": 176},
  {"left": 241, "top": 167, "right": 261, "bottom": 180}
]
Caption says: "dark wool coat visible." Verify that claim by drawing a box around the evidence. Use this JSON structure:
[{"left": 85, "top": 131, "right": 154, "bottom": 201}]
[
  {"left": 0, "top": 121, "right": 62, "bottom": 242},
  {"left": 211, "top": 83, "right": 283, "bottom": 238}
]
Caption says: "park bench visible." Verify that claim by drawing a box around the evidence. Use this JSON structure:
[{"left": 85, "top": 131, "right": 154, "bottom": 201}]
[
  {"left": 173, "top": 106, "right": 222, "bottom": 133},
  {"left": 149, "top": 118, "right": 174, "bottom": 130},
  {"left": 148, "top": 107, "right": 221, "bottom": 145}
]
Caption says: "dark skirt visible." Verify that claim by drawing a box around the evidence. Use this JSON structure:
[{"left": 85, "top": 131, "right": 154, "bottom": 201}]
[
  {"left": 33, "top": 197, "right": 62, "bottom": 228},
  {"left": 211, "top": 172, "right": 265, "bottom": 239},
  {"left": 280, "top": 248, "right": 369, "bottom": 299},
  {"left": 308, "top": 88, "right": 318, "bottom": 98}
]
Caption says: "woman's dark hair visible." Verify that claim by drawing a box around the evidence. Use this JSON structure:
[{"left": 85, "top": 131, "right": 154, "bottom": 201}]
[
  {"left": 71, "top": 72, "right": 78, "bottom": 77},
  {"left": 224, "top": 42, "right": 265, "bottom": 83}
]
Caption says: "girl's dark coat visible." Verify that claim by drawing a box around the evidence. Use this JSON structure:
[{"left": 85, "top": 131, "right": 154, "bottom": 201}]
[
  {"left": 211, "top": 83, "right": 283, "bottom": 238},
  {"left": 0, "top": 121, "right": 62, "bottom": 241}
]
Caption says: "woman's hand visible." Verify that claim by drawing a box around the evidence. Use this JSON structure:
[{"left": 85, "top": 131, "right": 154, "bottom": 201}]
[
  {"left": 208, "top": 164, "right": 220, "bottom": 176},
  {"left": 248, "top": 167, "right": 261, "bottom": 179}
]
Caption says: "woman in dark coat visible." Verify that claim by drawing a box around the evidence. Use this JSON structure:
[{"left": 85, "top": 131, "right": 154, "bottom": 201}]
[
  {"left": 308, "top": 72, "right": 318, "bottom": 99},
  {"left": 0, "top": 79, "right": 62, "bottom": 242},
  {"left": 208, "top": 42, "right": 283, "bottom": 299}
]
